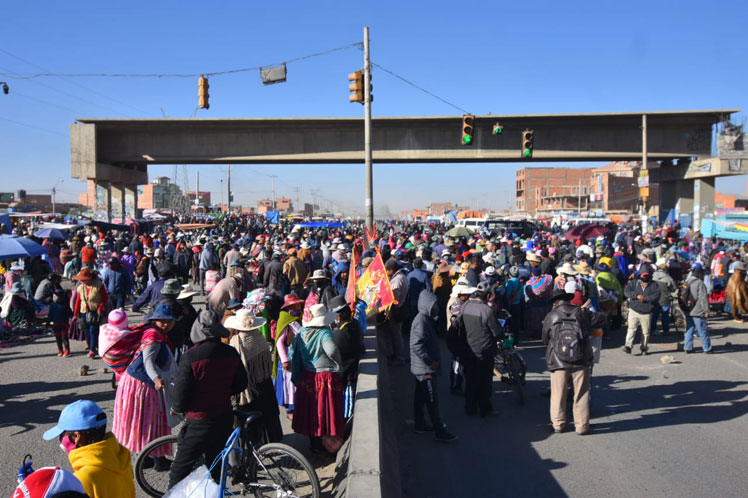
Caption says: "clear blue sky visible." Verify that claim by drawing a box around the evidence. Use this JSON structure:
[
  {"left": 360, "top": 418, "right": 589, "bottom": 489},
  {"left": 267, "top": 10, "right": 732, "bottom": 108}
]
[{"left": 1, "top": 0, "right": 746, "bottom": 214}]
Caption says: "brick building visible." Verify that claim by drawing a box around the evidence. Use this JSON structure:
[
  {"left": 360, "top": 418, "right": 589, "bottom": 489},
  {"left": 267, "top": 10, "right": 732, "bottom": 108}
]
[
  {"left": 516, "top": 167, "right": 594, "bottom": 216},
  {"left": 588, "top": 161, "right": 659, "bottom": 216},
  {"left": 186, "top": 191, "right": 211, "bottom": 206}
]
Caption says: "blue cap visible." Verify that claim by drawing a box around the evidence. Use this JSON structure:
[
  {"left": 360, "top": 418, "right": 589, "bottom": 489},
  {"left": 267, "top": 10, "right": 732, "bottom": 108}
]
[
  {"left": 43, "top": 400, "right": 107, "bottom": 440},
  {"left": 692, "top": 262, "right": 703, "bottom": 269},
  {"left": 150, "top": 304, "right": 177, "bottom": 321}
]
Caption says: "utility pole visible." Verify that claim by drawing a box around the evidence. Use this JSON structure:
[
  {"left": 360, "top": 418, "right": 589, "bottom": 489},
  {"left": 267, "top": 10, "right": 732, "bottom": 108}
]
[
  {"left": 195, "top": 170, "right": 200, "bottom": 211},
  {"left": 577, "top": 178, "right": 582, "bottom": 215},
  {"left": 227, "top": 164, "right": 231, "bottom": 214},
  {"left": 294, "top": 187, "right": 301, "bottom": 213},
  {"left": 641, "top": 114, "right": 649, "bottom": 233},
  {"left": 270, "top": 175, "right": 277, "bottom": 210},
  {"left": 52, "top": 186, "right": 56, "bottom": 215},
  {"left": 364, "top": 26, "right": 373, "bottom": 231}
]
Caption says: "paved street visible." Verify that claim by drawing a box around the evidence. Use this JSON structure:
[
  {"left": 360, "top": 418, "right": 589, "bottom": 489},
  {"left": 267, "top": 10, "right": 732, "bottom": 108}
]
[
  {"left": 0, "top": 292, "right": 337, "bottom": 497},
  {"left": 393, "top": 316, "right": 748, "bottom": 498}
]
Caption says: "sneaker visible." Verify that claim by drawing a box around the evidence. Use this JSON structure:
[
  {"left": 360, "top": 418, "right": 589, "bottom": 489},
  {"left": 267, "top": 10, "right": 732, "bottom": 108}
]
[
  {"left": 435, "top": 430, "right": 457, "bottom": 443},
  {"left": 684, "top": 349, "right": 693, "bottom": 354},
  {"left": 640, "top": 348, "right": 648, "bottom": 356},
  {"left": 621, "top": 346, "right": 632, "bottom": 354},
  {"left": 87, "top": 351, "right": 95, "bottom": 358},
  {"left": 414, "top": 424, "right": 434, "bottom": 434},
  {"left": 704, "top": 349, "right": 714, "bottom": 354},
  {"left": 57, "top": 351, "right": 63, "bottom": 357},
  {"left": 552, "top": 426, "right": 564, "bottom": 434},
  {"left": 63, "top": 350, "right": 70, "bottom": 357}
]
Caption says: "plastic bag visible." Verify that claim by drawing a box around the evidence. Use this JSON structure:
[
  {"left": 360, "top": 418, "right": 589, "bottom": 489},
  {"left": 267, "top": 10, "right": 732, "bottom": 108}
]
[{"left": 163, "top": 465, "right": 219, "bottom": 498}]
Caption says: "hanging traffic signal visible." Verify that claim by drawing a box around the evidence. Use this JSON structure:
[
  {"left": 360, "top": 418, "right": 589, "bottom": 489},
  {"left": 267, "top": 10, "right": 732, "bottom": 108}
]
[
  {"left": 522, "top": 129, "right": 534, "bottom": 158},
  {"left": 198, "top": 76, "right": 210, "bottom": 109},
  {"left": 462, "top": 115, "right": 475, "bottom": 145},
  {"left": 348, "top": 71, "right": 364, "bottom": 104},
  {"left": 492, "top": 122, "right": 503, "bottom": 135}
]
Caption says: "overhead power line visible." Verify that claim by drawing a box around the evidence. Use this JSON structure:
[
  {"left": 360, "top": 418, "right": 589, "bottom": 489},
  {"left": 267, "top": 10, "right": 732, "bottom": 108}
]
[
  {"left": 371, "top": 62, "right": 471, "bottom": 115},
  {"left": 0, "top": 42, "right": 362, "bottom": 80}
]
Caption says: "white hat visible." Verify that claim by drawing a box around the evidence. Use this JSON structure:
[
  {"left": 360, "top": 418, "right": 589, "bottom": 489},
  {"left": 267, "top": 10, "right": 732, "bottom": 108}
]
[
  {"left": 451, "top": 284, "right": 477, "bottom": 298},
  {"left": 177, "top": 288, "right": 199, "bottom": 300},
  {"left": 224, "top": 309, "right": 267, "bottom": 331},
  {"left": 301, "top": 241, "right": 311, "bottom": 249},
  {"left": 304, "top": 303, "right": 337, "bottom": 328},
  {"left": 526, "top": 252, "right": 541, "bottom": 263},
  {"left": 485, "top": 266, "right": 496, "bottom": 276},
  {"left": 337, "top": 244, "right": 346, "bottom": 250},
  {"left": 558, "top": 262, "right": 578, "bottom": 276}
]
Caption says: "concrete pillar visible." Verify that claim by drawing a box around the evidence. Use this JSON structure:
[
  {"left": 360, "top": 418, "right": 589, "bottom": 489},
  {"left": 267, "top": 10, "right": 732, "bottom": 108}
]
[
  {"left": 110, "top": 184, "right": 125, "bottom": 221},
  {"left": 105, "top": 182, "right": 112, "bottom": 223},
  {"left": 674, "top": 179, "right": 694, "bottom": 226},
  {"left": 93, "top": 181, "right": 109, "bottom": 222},
  {"left": 124, "top": 186, "right": 138, "bottom": 220},
  {"left": 693, "top": 178, "right": 715, "bottom": 232},
  {"left": 659, "top": 180, "right": 677, "bottom": 224}
]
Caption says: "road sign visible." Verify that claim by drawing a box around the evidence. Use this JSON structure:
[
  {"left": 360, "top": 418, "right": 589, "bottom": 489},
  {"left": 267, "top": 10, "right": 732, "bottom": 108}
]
[
  {"left": 640, "top": 187, "right": 650, "bottom": 198},
  {"left": 638, "top": 175, "right": 649, "bottom": 187}
]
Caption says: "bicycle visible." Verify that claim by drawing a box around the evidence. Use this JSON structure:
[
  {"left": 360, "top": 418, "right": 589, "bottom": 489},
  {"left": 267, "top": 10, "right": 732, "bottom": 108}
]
[
  {"left": 492, "top": 310, "right": 527, "bottom": 405},
  {"left": 135, "top": 410, "right": 321, "bottom": 498}
]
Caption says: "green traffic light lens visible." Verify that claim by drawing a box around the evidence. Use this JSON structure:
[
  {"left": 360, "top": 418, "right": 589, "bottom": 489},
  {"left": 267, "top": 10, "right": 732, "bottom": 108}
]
[
  {"left": 463, "top": 135, "right": 473, "bottom": 144},
  {"left": 494, "top": 127, "right": 503, "bottom": 135},
  {"left": 523, "top": 149, "right": 532, "bottom": 157}
]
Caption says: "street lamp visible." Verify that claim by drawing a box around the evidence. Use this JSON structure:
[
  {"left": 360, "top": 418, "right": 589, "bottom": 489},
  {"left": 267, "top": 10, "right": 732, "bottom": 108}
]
[{"left": 0, "top": 82, "right": 8, "bottom": 95}]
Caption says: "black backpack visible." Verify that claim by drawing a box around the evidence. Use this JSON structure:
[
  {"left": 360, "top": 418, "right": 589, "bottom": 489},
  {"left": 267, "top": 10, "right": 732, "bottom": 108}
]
[
  {"left": 550, "top": 311, "right": 586, "bottom": 364},
  {"left": 678, "top": 282, "right": 695, "bottom": 312},
  {"left": 446, "top": 313, "right": 468, "bottom": 357}
]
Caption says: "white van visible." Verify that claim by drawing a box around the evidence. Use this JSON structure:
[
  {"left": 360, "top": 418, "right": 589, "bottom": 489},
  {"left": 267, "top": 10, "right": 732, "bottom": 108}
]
[{"left": 454, "top": 218, "right": 486, "bottom": 230}]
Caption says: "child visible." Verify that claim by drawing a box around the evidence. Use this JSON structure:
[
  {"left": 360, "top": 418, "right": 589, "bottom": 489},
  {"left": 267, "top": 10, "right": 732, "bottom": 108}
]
[
  {"left": 43, "top": 400, "right": 136, "bottom": 498},
  {"left": 47, "top": 290, "right": 72, "bottom": 357}
]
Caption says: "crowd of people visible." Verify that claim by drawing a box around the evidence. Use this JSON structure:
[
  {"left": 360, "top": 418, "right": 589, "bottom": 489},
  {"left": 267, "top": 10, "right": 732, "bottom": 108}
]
[{"left": 4, "top": 212, "right": 748, "bottom": 495}]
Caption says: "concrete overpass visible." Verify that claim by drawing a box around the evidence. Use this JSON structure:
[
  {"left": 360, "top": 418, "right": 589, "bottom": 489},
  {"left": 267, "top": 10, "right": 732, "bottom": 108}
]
[{"left": 70, "top": 109, "right": 738, "bottom": 221}]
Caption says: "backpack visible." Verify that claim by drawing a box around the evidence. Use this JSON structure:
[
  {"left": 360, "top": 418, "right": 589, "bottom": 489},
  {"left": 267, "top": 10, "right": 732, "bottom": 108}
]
[
  {"left": 678, "top": 282, "right": 695, "bottom": 312},
  {"left": 549, "top": 312, "right": 586, "bottom": 364},
  {"left": 446, "top": 313, "right": 468, "bottom": 357}
]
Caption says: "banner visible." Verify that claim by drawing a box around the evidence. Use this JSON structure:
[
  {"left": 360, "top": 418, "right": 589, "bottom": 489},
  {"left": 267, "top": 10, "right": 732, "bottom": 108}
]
[
  {"left": 356, "top": 252, "right": 395, "bottom": 317},
  {"left": 345, "top": 245, "right": 358, "bottom": 311}
]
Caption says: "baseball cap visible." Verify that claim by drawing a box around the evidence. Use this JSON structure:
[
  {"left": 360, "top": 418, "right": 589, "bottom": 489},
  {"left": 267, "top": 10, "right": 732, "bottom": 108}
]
[
  {"left": 12, "top": 467, "right": 85, "bottom": 498},
  {"left": 43, "top": 400, "right": 107, "bottom": 440}
]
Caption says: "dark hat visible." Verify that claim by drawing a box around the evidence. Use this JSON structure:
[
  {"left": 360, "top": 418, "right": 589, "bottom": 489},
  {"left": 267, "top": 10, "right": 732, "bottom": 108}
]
[
  {"left": 385, "top": 258, "right": 399, "bottom": 271},
  {"left": 161, "top": 278, "right": 182, "bottom": 295},
  {"left": 328, "top": 295, "right": 349, "bottom": 313},
  {"left": 150, "top": 304, "right": 177, "bottom": 321},
  {"left": 230, "top": 258, "right": 242, "bottom": 267},
  {"left": 226, "top": 298, "right": 243, "bottom": 310},
  {"left": 550, "top": 288, "right": 575, "bottom": 304}
]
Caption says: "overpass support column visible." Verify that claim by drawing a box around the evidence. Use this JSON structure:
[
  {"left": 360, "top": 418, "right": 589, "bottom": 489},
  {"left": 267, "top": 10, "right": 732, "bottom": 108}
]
[
  {"left": 93, "top": 181, "right": 113, "bottom": 222},
  {"left": 659, "top": 181, "right": 677, "bottom": 224},
  {"left": 674, "top": 180, "right": 694, "bottom": 227},
  {"left": 693, "top": 178, "right": 715, "bottom": 232},
  {"left": 124, "top": 185, "right": 138, "bottom": 219},
  {"left": 111, "top": 184, "right": 125, "bottom": 221}
]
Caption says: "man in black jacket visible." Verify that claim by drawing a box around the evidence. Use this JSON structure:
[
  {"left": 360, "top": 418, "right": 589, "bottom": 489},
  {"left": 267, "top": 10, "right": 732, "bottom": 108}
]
[
  {"left": 169, "top": 309, "right": 248, "bottom": 488},
  {"left": 542, "top": 288, "right": 606, "bottom": 435},
  {"left": 460, "top": 282, "right": 502, "bottom": 417},
  {"left": 622, "top": 264, "right": 661, "bottom": 355}
]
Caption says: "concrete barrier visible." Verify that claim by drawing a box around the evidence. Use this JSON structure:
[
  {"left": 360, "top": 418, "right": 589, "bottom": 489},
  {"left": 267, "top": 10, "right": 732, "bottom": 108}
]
[{"left": 334, "top": 327, "right": 401, "bottom": 498}]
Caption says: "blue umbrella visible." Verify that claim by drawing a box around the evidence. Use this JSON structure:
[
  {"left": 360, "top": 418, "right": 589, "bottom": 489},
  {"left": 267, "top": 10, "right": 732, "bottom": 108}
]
[
  {"left": 0, "top": 235, "right": 48, "bottom": 260},
  {"left": 34, "top": 228, "right": 69, "bottom": 240}
]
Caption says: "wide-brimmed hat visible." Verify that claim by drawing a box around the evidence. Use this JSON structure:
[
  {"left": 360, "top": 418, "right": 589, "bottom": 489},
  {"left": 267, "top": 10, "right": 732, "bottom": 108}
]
[
  {"left": 72, "top": 268, "right": 96, "bottom": 281},
  {"left": 557, "top": 263, "right": 578, "bottom": 276},
  {"left": 224, "top": 309, "right": 266, "bottom": 331},
  {"left": 304, "top": 303, "right": 337, "bottom": 327},
  {"left": 526, "top": 252, "right": 541, "bottom": 263},
  {"left": 281, "top": 293, "right": 305, "bottom": 310},
  {"left": 550, "top": 288, "right": 575, "bottom": 304},
  {"left": 309, "top": 269, "right": 329, "bottom": 281},
  {"left": 328, "top": 295, "right": 349, "bottom": 313},
  {"left": 300, "top": 241, "right": 311, "bottom": 249},
  {"left": 177, "top": 288, "right": 198, "bottom": 300},
  {"left": 436, "top": 261, "right": 450, "bottom": 273},
  {"left": 451, "top": 284, "right": 477, "bottom": 298},
  {"left": 734, "top": 262, "right": 747, "bottom": 271},
  {"left": 161, "top": 279, "right": 182, "bottom": 295},
  {"left": 573, "top": 262, "right": 593, "bottom": 276}
]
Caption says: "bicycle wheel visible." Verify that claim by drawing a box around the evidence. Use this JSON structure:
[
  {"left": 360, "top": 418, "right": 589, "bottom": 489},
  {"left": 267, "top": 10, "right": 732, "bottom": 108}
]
[
  {"left": 134, "top": 435, "right": 177, "bottom": 498},
  {"left": 671, "top": 304, "right": 686, "bottom": 334},
  {"left": 509, "top": 354, "right": 525, "bottom": 405},
  {"left": 247, "top": 442, "right": 320, "bottom": 498}
]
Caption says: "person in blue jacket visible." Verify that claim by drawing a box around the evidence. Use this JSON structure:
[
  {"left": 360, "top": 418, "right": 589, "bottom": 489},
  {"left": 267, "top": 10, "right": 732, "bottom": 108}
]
[{"left": 102, "top": 257, "right": 132, "bottom": 310}]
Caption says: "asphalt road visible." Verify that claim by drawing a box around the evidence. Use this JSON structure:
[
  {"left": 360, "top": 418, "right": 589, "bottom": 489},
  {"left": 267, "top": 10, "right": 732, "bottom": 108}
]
[
  {"left": 0, "top": 290, "right": 337, "bottom": 497},
  {"left": 393, "top": 314, "right": 748, "bottom": 498}
]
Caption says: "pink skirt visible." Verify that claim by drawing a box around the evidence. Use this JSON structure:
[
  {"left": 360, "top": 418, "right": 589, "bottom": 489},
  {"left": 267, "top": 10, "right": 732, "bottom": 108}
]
[
  {"left": 113, "top": 371, "right": 172, "bottom": 456},
  {"left": 292, "top": 370, "right": 344, "bottom": 437}
]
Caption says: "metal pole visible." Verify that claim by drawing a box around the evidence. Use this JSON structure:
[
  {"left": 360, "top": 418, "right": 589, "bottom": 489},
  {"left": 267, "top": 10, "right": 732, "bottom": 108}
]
[
  {"left": 227, "top": 164, "right": 231, "bottom": 214},
  {"left": 577, "top": 179, "right": 581, "bottom": 214},
  {"left": 364, "top": 26, "right": 373, "bottom": 231},
  {"left": 641, "top": 114, "right": 648, "bottom": 233},
  {"left": 52, "top": 186, "right": 56, "bottom": 215},
  {"left": 271, "top": 175, "right": 277, "bottom": 210},
  {"left": 196, "top": 170, "right": 199, "bottom": 209}
]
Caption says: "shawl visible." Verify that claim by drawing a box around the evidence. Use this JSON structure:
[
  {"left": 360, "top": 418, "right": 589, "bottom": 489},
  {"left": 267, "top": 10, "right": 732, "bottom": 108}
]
[
  {"left": 231, "top": 329, "right": 273, "bottom": 405},
  {"left": 274, "top": 310, "right": 302, "bottom": 374},
  {"left": 726, "top": 270, "right": 748, "bottom": 315}
]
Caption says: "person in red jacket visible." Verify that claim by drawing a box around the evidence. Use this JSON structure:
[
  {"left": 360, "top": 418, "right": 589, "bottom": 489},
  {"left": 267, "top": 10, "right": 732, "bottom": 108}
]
[
  {"left": 73, "top": 267, "right": 109, "bottom": 357},
  {"left": 80, "top": 241, "right": 97, "bottom": 269}
]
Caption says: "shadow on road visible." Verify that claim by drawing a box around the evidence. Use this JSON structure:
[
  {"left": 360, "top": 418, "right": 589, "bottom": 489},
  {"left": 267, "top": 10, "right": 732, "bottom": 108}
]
[{"left": 0, "top": 379, "right": 111, "bottom": 434}]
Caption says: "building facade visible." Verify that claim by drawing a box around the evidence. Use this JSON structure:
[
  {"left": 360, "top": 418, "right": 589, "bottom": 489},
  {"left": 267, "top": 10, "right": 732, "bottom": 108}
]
[
  {"left": 516, "top": 167, "right": 594, "bottom": 216},
  {"left": 139, "top": 177, "right": 185, "bottom": 210}
]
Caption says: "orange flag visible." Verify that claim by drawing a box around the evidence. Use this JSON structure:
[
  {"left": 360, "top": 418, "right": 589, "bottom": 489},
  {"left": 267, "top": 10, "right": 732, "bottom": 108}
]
[{"left": 356, "top": 251, "right": 395, "bottom": 317}]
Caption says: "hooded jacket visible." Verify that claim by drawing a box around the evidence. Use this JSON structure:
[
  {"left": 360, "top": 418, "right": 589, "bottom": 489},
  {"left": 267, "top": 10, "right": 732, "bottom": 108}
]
[
  {"left": 686, "top": 274, "right": 709, "bottom": 317},
  {"left": 461, "top": 297, "right": 502, "bottom": 359},
  {"left": 68, "top": 433, "right": 136, "bottom": 498},
  {"left": 409, "top": 291, "right": 441, "bottom": 377},
  {"left": 624, "top": 278, "right": 660, "bottom": 314}
]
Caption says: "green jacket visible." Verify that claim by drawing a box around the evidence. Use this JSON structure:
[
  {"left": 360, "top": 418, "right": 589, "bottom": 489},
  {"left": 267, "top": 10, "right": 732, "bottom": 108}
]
[{"left": 596, "top": 271, "right": 623, "bottom": 303}]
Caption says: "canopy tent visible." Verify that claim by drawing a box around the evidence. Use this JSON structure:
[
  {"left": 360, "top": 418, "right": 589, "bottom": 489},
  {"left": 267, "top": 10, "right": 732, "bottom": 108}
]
[
  {"left": 37, "top": 223, "right": 77, "bottom": 231},
  {"left": 293, "top": 222, "right": 347, "bottom": 229},
  {"left": 33, "top": 228, "right": 69, "bottom": 240},
  {"left": 175, "top": 223, "right": 217, "bottom": 231},
  {"left": 0, "top": 235, "right": 48, "bottom": 260}
]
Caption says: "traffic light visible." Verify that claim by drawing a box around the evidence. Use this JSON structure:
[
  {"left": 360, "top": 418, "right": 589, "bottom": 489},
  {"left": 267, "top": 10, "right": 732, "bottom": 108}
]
[
  {"left": 522, "top": 129, "right": 534, "bottom": 158},
  {"left": 348, "top": 71, "right": 364, "bottom": 104},
  {"left": 492, "top": 122, "right": 503, "bottom": 135},
  {"left": 462, "top": 115, "right": 475, "bottom": 145},
  {"left": 198, "top": 76, "right": 210, "bottom": 109}
]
